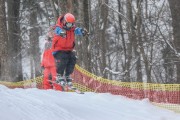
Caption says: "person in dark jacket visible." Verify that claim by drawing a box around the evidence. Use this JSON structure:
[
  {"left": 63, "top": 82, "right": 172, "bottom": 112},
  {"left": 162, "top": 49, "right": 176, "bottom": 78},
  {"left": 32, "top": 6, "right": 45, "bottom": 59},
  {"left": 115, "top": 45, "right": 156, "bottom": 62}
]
[{"left": 52, "top": 13, "right": 88, "bottom": 87}]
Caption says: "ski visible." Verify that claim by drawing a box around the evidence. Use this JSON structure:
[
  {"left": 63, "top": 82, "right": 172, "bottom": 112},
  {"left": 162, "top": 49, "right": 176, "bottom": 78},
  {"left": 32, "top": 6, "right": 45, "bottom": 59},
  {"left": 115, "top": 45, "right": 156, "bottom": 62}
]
[
  {"left": 47, "top": 80, "right": 84, "bottom": 94},
  {"left": 47, "top": 80, "right": 66, "bottom": 91},
  {"left": 67, "top": 86, "right": 84, "bottom": 94}
]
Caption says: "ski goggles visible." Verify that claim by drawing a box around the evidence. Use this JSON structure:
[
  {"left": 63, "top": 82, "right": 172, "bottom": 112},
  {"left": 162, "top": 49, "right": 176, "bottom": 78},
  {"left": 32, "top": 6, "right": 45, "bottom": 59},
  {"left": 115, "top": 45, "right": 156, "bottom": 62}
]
[{"left": 65, "top": 22, "right": 73, "bottom": 28}]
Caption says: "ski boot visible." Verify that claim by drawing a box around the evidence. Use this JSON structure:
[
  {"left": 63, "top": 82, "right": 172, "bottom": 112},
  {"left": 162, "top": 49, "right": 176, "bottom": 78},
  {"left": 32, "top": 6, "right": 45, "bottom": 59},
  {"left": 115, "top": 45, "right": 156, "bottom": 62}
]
[
  {"left": 66, "top": 76, "right": 84, "bottom": 94},
  {"left": 56, "top": 75, "right": 66, "bottom": 87},
  {"left": 66, "top": 76, "right": 73, "bottom": 88}
]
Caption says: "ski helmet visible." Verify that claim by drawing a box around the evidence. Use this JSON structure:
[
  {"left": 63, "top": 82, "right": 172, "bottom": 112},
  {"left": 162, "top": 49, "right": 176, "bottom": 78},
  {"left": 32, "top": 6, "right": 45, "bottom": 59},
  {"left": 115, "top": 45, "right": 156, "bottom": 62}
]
[{"left": 64, "top": 13, "right": 75, "bottom": 23}]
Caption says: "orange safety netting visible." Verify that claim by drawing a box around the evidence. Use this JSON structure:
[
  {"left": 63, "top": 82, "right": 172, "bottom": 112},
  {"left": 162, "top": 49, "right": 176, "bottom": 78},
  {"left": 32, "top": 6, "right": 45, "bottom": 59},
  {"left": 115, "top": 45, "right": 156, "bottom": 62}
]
[
  {"left": 0, "top": 64, "right": 180, "bottom": 113},
  {"left": 72, "top": 65, "right": 180, "bottom": 113},
  {"left": 73, "top": 65, "right": 180, "bottom": 103}
]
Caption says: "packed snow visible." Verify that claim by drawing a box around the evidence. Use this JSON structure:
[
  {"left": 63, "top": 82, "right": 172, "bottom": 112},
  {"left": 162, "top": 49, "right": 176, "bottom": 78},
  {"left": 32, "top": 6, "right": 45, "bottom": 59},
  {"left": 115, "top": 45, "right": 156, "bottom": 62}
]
[{"left": 0, "top": 85, "right": 179, "bottom": 120}]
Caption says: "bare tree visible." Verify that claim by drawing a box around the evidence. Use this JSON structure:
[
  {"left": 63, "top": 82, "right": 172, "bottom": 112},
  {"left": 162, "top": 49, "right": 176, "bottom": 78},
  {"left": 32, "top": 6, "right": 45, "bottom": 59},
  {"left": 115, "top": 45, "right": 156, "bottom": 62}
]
[
  {"left": 49, "top": 0, "right": 59, "bottom": 21},
  {"left": 134, "top": 0, "right": 143, "bottom": 82},
  {"left": 82, "top": 0, "right": 91, "bottom": 72},
  {"left": 29, "top": 1, "right": 41, "bottom": 78},
  {"left": 168, "top": 0, "right": 180, "bottom": 84},
  {"left": 125, "top": 0, "right": 134, "bottom": 82},
  {"left": 98, "top": 0, "right": 109, "bottom": 78},
  {"left": 0, "top": 0, "right": 10, "bottom": 81},
  {"left": 67, "top": 0, "right": 73, "bottom": 13},
  {"left": 7, "top": 0, "right": 22, "bottom": 82}
]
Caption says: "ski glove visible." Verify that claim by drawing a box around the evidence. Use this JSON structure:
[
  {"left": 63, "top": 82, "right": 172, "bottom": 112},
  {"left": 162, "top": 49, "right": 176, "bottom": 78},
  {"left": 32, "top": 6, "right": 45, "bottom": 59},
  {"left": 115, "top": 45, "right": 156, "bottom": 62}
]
[
  {"left": 81, "top": 28, "right": 89, "bottom": 36},
  {"left": 55, "top": 27, "right": 66, "bottom": 37},
  {"left": 74, "top": 27, "right": 89, "bottom": 36},
  {"left": 59, "top": 31, "right": 66, "bottom": 37}
]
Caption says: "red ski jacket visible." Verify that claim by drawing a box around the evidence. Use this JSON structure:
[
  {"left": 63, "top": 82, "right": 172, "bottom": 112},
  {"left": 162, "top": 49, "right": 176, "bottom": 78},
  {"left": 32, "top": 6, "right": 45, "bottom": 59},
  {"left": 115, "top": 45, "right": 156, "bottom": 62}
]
[
  {"left": 52, "top": 15, "right": 75, "bottom": 52},
  {"left": 41, "top": 48, "right": 55, "bottom": 68}
]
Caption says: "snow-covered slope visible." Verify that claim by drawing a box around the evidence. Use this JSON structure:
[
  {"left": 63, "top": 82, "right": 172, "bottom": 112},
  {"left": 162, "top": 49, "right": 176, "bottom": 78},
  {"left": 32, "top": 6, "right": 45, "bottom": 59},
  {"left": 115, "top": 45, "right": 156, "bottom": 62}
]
[{"left": 0, "top": 85, "right": 179, "bottom": 120}]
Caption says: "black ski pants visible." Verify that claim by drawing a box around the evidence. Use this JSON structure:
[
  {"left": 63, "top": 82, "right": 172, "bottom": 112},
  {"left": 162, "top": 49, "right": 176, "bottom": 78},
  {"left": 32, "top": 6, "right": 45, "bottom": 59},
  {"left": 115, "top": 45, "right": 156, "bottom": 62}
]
[{"left": 53, "top": 51, "right": 76, "bottom": 77}]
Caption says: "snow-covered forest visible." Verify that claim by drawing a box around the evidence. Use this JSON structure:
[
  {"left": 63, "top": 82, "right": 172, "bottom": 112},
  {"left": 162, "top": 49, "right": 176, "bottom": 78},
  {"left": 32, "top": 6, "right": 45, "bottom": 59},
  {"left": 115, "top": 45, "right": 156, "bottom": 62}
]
[{"left": 0, "top": 0, "right": 180, "bottom": 84}]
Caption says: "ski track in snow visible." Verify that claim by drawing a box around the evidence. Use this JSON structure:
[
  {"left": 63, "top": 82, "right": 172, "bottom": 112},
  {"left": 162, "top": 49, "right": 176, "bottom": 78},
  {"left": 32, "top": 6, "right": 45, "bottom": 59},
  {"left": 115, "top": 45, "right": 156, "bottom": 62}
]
[{"left": 0, "top": 85, "right": 180, "bottom": 120}]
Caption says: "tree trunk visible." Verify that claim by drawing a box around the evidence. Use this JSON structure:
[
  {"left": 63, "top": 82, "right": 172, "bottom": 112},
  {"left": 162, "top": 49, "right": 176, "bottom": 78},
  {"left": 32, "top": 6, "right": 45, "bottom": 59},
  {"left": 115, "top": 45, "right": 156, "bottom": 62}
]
[
  {"left": 7, "top": 0, "right": 22, "bottom": 82},
  {"left": 82, "top": 0, "right": 91, "bottom": 72},
  {"left": 135, "top": 0, "right": 143, "bottom": 82},
  {"left": 0, "top": 0, "right": 10, "bottom": 81},
  {"left": 75, "top": 0, "right": 83, "bottom": 67},
  {"left": 29, "top": 2, "right": 41, "bottom": 78},
  {"left": 49, "top": 0, "right": 59, "bottom": 21},
  {"left": 67, "top": 0, "right": 73, "bottom": 13},
  {"left": 168, "top": 0, "right": 180, "bottom": 84},
  {"left": 58, "top": 0, "right": 67, "bottom": 14},
  {"left": 99, "top": 0, "right": 109, "bottom": 78},
  {"left": 117, "top": 0, "right": 126, "bottom": 76},
  {"left": 125, "top": 0, "right": 133, "bottom": 82}
]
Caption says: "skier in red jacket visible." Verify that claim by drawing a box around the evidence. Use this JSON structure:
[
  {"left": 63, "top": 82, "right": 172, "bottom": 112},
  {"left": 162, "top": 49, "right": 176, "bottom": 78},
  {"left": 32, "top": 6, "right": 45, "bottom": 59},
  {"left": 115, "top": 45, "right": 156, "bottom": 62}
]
[
  {"left": 41, "top": 37, "right": 62, "bottom": 91},
  {"left": 52, "top": 13, "right": 88, "bottom": 87}
]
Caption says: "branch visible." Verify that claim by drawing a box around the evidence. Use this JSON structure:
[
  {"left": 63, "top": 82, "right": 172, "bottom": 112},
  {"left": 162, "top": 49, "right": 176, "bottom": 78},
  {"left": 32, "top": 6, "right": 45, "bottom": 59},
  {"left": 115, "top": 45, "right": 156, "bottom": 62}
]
[
  {"left": 101, "top": 1, "right": 136, "bottom": 30},
  {"left": 157, "top": 25, "right": 180, "bottom": 58}
]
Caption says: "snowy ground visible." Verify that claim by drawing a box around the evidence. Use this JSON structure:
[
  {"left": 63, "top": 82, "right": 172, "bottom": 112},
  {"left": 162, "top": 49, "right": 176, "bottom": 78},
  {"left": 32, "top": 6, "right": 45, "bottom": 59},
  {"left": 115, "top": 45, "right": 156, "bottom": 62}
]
[{"left": 0, "top": 85, "right": 180, "bottom": 120}]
